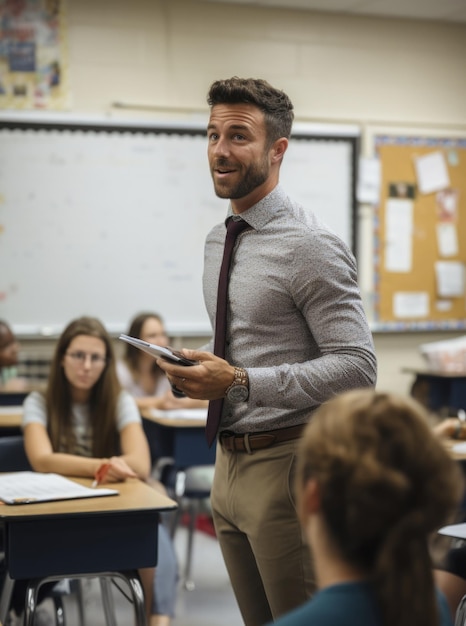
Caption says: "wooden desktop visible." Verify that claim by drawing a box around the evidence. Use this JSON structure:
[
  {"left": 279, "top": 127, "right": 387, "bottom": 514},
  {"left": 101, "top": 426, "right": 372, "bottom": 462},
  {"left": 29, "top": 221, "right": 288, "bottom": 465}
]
[{"left": 0, "top": 477, "right": 177, "bottom": 625}]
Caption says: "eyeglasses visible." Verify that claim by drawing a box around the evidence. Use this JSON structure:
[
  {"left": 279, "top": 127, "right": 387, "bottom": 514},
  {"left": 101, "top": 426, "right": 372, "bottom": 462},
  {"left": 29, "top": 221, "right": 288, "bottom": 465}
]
[{"left": 66, "top": 351, "right": 107, "bottom": 366}]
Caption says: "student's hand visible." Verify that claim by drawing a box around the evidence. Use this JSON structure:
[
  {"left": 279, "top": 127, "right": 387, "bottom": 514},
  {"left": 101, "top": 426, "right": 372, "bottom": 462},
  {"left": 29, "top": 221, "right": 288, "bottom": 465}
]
[
  {"left": 97, "top": 456, "right": 138, "bottom": 483},
  {"left": 156, "top": 349, "right": 236, "bottom": 401},
  {"left": 433, "top": 418, "right": 466, "bottom": 440}
]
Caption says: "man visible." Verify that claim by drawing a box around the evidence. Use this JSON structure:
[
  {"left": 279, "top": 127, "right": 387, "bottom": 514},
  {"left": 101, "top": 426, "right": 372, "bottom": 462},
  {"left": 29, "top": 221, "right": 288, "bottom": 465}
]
[{"left": 157, "top": 77, "right": 377, "bottom": 625}]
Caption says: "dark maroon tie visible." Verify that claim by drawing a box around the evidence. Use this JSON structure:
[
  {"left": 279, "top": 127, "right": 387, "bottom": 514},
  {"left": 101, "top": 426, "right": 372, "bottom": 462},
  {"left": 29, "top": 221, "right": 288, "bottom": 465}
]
[{"left": 206, "top": 217, "right": 250, "bottom": 446}]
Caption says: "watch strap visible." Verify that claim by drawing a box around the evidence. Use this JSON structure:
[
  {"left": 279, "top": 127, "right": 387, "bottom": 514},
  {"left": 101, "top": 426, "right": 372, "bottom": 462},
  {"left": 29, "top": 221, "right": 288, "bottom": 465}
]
[{"left": 225, "top": 367, "right": 249, "bottom": 397}]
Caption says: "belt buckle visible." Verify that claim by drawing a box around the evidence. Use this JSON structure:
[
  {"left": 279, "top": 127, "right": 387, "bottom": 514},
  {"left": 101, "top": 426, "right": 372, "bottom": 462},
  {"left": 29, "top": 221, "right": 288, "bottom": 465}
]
[
  {"left": 219, "top": 430, "right": 235, "bottom": 441},
  {"left": 219, "top": 430, "right": 235, "bottom": 452}
]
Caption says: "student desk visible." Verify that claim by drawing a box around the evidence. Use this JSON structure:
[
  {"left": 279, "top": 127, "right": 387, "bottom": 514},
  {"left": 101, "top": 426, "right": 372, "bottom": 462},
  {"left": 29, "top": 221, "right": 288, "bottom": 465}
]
[
  {"left": 141, "top": 408, "right": 215, "bottom": 468},
  {"left": 0, "top": 406, "right": 22, "bottom": 437},
  {"left": 0, "top": 392, "right": 28, "bottom": 407},
  {"left": 405, "top": 368, "right": 466, "bottom": 414},
  {"left": 0, "top": 477, "right": 177, "bottom": 625}
]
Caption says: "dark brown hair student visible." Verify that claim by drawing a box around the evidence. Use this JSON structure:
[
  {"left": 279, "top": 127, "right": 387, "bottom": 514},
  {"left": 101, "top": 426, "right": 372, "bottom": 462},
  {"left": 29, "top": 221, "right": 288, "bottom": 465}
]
[
  {"left": 46, "top": 316, "right": 120, "bottom": 457},
  {"left": 295, "top": 389, "right": 463, "bottom": 626}
]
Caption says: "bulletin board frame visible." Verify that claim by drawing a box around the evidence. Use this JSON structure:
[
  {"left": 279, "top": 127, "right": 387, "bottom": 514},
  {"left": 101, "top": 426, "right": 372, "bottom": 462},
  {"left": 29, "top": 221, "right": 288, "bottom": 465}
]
[{"left": 371, "top": 132, "right": 466, "bottom": 331}]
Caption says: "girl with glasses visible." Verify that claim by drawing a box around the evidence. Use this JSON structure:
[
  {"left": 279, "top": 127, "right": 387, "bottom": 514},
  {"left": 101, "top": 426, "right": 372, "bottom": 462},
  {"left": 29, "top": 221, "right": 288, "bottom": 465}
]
[{"left": 21, "top": 316, "right": 177, "bottom": 626}]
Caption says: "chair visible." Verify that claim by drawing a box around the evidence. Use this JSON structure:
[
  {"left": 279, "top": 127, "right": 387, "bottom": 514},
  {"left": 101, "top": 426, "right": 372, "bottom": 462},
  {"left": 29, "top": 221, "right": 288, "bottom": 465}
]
[
  {"left": 0, "top": 391, "right": 29, "bottom": 407},
  {"left": 0, "top": 435, "right": 32, "bottom": 471},
  {"left": 456, "top": 594, "right": 466, "bottom": 626},
  {"left": 0, "top": 436, "right": 142, "bottom": 626}
]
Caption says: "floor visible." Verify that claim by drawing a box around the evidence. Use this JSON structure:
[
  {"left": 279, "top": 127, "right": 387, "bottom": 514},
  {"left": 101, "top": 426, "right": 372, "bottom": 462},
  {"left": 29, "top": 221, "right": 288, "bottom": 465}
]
[{"left": 35, "top": 522, "right": 243, "bottom": 626}]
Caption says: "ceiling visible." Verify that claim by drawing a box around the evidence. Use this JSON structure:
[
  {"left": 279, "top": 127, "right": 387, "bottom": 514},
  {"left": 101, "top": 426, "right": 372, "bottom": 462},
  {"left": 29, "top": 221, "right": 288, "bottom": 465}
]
[{"left": 201, "top": 0, "right": 466, "bottom": 23}]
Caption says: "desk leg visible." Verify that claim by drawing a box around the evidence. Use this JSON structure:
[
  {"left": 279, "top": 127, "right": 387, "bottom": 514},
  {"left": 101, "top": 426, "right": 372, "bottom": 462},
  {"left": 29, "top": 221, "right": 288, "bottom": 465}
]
[
  {"left": 24, "top": 581, "right": 39, "bottom": 626},
  {"left": 109, "top": 571, "right": 147, "bottom": 626},
  {"left": 100, "top": 577, "right": 117, "bottom": 626},
  {"left": 23, "top": 572, "right": 147, "bottom": 626},
  {"left": 0, "top": 572, "right": 14, "bottom": 623}
]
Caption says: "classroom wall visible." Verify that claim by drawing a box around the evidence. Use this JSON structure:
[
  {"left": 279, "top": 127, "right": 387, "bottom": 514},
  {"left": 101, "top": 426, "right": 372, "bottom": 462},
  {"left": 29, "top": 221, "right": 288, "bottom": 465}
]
[{"left": 16, "top": 0, "right": 466, "bottom": 395}]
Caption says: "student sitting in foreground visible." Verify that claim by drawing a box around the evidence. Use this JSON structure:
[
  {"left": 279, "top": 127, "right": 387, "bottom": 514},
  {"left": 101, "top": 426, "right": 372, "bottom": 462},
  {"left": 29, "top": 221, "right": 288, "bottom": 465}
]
[{"left": 271, "top": 389, "right": 462, "bottom": 626}]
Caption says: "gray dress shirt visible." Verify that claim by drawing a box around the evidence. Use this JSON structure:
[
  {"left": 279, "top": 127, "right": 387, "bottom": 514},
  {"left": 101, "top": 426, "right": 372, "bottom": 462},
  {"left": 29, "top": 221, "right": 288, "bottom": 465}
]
[{"left": 202, "top": 184, "right": 377, "bottom": 433}]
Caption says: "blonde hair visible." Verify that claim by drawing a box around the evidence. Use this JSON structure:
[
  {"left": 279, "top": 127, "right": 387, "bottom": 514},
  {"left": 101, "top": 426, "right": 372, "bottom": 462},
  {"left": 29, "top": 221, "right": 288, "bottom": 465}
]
[{"left": 296, "top": 389, "right": 463, "bottom": 626}]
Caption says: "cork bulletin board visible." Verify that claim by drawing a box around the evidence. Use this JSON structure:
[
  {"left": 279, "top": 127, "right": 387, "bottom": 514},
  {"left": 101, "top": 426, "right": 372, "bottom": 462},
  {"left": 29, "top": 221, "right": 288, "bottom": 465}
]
[{"left": 374, "top": 135, "right": 466, "bottom": 331}]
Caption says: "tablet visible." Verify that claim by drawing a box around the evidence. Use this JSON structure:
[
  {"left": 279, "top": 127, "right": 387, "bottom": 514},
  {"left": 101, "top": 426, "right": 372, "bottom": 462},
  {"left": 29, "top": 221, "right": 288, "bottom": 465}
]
[{"left": 118, "top": 334, "right": 197, "bottom": 366}]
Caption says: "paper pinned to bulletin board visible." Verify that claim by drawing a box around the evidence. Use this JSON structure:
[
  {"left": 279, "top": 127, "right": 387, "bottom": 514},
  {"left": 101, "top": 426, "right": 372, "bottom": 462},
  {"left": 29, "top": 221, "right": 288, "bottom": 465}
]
[{"left": 373, "top": 135, "right": 466, "bottom": 331}]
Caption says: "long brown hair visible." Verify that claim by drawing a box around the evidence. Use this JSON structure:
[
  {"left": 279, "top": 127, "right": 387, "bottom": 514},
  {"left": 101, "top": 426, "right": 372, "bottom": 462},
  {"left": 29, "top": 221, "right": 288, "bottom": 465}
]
[
  {"left": 123, "top": 311, "right": 165, "bottom": 377},
  {"left": 45, "top": 316, "right": 120, "bottom": 457},
  {"left": 296, "top": 389, "right": 463, "bottom": 626}
]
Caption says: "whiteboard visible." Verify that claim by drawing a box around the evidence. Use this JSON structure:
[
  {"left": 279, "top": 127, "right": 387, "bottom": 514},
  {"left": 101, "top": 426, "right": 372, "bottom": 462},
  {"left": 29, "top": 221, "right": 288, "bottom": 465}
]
[{"left": 0, "top": 115, "right": 358, "bottom": 337}]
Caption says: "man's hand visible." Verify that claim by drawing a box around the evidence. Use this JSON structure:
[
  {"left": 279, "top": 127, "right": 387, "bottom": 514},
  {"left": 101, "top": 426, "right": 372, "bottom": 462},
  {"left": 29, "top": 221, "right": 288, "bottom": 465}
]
[{"left": 156, "top": 349, "right": 235, "bottom": 401}]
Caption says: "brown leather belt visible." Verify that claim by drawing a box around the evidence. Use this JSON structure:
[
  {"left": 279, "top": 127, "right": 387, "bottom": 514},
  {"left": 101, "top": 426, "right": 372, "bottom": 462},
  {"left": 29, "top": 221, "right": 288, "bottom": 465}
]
[{"left": 219, "top": 423, "right": 306, "bottom": 453}]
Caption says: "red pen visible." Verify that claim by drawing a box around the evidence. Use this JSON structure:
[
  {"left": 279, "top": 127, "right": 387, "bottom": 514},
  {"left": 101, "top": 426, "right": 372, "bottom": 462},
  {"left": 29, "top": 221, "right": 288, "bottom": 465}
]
[{"left": 92, "top": 462, "right": 111, "bottom": 488}]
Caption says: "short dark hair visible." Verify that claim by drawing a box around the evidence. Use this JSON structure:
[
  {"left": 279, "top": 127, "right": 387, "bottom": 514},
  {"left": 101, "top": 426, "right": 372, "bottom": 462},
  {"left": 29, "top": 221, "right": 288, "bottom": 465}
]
[{"left": 207, "top": 77, "right": 294, "bottom": 146}]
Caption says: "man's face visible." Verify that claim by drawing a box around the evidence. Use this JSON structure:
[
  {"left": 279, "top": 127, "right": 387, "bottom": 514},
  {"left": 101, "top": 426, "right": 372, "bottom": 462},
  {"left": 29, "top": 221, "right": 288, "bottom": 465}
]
[{"left": 207, "top": 103, "right": 272, "bottom": 206}]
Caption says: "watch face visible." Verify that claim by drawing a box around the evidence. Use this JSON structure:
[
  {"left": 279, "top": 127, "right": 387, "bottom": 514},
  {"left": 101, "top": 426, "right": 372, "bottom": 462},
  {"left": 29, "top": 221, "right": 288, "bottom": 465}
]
[{"left": 227, "top": 384, "right": 249, "bottom": 403}]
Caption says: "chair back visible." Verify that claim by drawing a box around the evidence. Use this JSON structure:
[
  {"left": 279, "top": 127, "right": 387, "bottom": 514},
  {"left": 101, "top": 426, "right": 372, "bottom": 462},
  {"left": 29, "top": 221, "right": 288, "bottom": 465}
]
[
  {"left": 0, "top": 435, "right": 32, "bottom": 471},
  {"left": 173, "top": 428, "right": 216, "bottom": 469},
  {"left": 0, "top": 391, "right": 28, "bottom": 406},
  {"left": 456, "top": 594, "right": 466, "bottom": 626}
]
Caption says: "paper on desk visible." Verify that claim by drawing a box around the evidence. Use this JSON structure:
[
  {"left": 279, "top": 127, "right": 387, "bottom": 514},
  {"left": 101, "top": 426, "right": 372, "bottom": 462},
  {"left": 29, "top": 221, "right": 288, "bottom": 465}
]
[
  {"left": 0, "top": 406, "right": 23, "bottom": 415},
  {"left": 439, "top": 523, "right": 466, "bottom": 539},
  {"left": 0, "top": 472, "right": 118, "bottom": 504},
  {"left": 150, "top": 408, "right": 207, "bottom": 420}
]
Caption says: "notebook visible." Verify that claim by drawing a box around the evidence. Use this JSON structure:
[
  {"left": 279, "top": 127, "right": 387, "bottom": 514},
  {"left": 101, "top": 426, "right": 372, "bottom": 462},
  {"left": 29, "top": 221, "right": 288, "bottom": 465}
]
[{"left": 0, "top": 472, "right": 118, "bottom": 505}]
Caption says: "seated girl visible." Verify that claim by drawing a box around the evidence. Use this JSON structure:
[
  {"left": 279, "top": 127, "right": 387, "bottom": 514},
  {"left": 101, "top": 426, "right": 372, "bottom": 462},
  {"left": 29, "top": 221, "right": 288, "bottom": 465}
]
[
  {"left": 117, "top": 312, "right": 207, "bottom": 412},
  {"left": 22, "top": 316, "right": 178, "bottom": 626}
]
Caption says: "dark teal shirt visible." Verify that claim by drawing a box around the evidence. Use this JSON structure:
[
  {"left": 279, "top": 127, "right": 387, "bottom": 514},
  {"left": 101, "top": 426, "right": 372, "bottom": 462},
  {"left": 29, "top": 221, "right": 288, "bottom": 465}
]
[{"left": 269, "top": 581, "right": 453, "bottom": 626}]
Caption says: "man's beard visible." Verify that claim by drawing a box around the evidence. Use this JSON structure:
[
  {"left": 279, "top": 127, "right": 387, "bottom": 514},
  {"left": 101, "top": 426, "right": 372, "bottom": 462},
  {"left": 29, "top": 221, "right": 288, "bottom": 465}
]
[{"left": 212, "top": 155, "right": 270, "bottom": 200}]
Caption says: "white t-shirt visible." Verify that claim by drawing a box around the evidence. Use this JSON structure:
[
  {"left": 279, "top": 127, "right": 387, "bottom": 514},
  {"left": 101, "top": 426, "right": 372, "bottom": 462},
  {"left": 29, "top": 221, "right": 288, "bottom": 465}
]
[
  {"left": 116, "top": 360, "right": 171, "bottom": 398},
  {"left": 22, "top": 390, "right": 141, "bottom": 457}
]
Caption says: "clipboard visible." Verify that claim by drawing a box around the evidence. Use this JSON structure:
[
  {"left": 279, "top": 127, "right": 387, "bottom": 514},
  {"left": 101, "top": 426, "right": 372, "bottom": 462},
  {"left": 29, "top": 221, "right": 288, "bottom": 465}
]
[{"left": 0, "top": 472, "right": 118, "bottom": 505}]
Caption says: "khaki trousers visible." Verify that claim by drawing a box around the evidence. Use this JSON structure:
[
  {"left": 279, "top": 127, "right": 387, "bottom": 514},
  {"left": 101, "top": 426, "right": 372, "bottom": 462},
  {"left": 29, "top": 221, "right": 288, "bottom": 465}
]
[{"left": 211, "top": 438, "right": 315, "bottom": 626}]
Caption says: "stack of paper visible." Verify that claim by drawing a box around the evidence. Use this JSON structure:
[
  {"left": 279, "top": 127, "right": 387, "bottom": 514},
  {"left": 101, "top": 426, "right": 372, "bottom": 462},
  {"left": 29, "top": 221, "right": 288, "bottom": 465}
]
[{"left": 0, "top": 472, "right": 118, "bottom": 504}]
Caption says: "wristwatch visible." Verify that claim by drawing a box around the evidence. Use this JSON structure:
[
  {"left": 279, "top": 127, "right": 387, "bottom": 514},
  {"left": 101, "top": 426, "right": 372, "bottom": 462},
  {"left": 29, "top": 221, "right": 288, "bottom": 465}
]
[{"left": 225, "top": 367, "right": 249, "bottom": 403}]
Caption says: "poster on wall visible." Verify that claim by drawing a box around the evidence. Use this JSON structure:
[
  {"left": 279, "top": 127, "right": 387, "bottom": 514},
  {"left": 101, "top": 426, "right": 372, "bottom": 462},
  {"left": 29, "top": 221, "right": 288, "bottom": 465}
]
[{"left": 0, "top": 0, "right": 69, "bottom": 110}]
